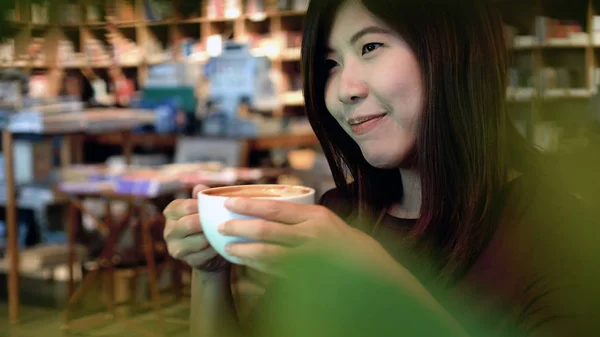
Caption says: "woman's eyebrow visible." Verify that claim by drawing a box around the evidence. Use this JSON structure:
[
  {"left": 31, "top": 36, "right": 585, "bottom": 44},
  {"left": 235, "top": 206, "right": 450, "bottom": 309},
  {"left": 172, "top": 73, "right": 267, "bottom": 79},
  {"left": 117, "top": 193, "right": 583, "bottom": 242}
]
[
  {"left": 348, "top": 26, "right": 391, "bottom": 44},
  {"left": 326, "top": 26, "right": 391, "bottom": 53}
]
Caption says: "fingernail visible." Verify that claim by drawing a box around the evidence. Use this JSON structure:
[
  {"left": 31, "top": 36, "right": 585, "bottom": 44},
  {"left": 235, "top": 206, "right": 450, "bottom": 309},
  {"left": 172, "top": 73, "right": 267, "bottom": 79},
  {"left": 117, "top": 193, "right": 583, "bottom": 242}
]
[
  {"left": 225, "top": 244, "right": 233, "bottom": 255},
  {"left": 218, "top": 223, "right": 225, "bottom": 234}
]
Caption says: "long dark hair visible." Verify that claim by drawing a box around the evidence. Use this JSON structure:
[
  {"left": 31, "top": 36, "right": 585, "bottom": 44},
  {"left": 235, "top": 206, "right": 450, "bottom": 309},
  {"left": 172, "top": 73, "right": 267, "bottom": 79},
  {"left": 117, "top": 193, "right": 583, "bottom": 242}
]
[{"left": 302, "top": 0, "right": 540, "bottom": 279}]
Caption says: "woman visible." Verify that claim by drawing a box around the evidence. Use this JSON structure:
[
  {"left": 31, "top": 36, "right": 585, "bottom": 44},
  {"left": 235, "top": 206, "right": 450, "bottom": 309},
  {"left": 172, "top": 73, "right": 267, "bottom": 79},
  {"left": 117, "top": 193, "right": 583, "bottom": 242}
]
[{"left": 163, "top": 0, "right": 599, "bottom": 336}]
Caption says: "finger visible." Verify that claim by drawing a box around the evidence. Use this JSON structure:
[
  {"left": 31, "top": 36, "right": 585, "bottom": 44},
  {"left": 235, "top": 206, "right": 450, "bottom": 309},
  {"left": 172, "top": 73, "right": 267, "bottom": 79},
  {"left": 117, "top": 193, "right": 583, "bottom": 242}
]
[
  {"left": 182, "top": 247, "right": 219, "bottom": 267},
  {"left": 192, "top": 184, "right": 209, "bottom": 199},
  {"left": 240, "top": 259, "right": 284, "bottom": 277},
  {"left": 166, "top": 235, "right": 210, "bottom": 260},
  {"left": 163, "top": 199, "right": 198, "bottom": 220},
  {"left": 224, "top": 198, "right": 316, "bottom": 223},
  {"left": 163, "top": 213, "right": 202, "bottom": 240},
  {"left": 219, "top": 219, "right": 307, "bottom": 246},
  {"left": 226, "top": 242, "right": 288, "bottom": 263}
]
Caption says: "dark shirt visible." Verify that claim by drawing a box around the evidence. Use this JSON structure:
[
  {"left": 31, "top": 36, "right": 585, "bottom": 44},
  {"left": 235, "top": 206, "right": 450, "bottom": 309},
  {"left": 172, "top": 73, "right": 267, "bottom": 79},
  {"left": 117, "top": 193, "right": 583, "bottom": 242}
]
[{"left": 314, "top": 177, "right": 600, "bottom": 336}]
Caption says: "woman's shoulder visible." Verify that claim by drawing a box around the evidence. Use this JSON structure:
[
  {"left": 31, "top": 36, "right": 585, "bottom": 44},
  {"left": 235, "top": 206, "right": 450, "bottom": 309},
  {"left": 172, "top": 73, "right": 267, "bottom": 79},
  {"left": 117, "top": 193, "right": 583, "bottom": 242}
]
[
  {"left": 502, "top": 174, "right": 595, "bottom": 234},
  {"left": 496, "top": 174, "right": 598, "bottom": 269},
  {"left": 468, "top": 175, "right": 600, "bottom": 336}
]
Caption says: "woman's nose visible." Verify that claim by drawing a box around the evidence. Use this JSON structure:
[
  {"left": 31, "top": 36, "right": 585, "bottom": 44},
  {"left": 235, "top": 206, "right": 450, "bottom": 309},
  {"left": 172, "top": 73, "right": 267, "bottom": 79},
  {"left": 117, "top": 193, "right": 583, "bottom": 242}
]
[{"left": 337, "top": 67, "right": 368, "bottom": 105}]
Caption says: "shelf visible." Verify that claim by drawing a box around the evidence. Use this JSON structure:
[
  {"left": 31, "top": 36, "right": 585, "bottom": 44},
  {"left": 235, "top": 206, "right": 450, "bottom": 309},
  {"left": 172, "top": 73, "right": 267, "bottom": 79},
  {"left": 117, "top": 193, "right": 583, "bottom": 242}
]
[
  {"left": 177, "top": 18, "right": 204, "bottom": 24},
  {"left": 5, "top": 10, "right": 309, "bottom": 31},
  {"left": 146, "top": 20, "right": 175, "bottom": 27},
  {"left": 542, "top": 88, "right": 593, "bottom": 99},
  {"left": 0, "top": 64, "right": 24, "bottom": 68},
  {"left": 506, "top": 87, "right": 536, "bottom": 101},
  {"left": 31, "top": 61, "right": 48, "bottom": 68},
  {"left": 79, "top": 22, "right": 106, "bottom": 28},
  {"left": 58, "top": 23, "right": 83, "bottom": 29},
  {"left": 506, "top": 87, "right": 594, "bottom": 101},
  {"left": 90, "top": 62, "right": 116, "bottom": 68},
  {"left": 58, "top": 63, "right": 88, "bottom": 69},
  {"left": 87, "top": 131, "right": 319, "bottom": 150},
  {"left": 30, "top": 23, "right": 51, "bottom": 30},
  {"left": 111, "top": 21, "right": 138, "bottom": 28},
  {"left": 1, "top": 6, "right": 308, "bottom": 111},
  {"left": 202, "top": 16, "right": 238, "bottom": 23},
  {"left": 282, "top": 91, "right": 304, "bottom": 106},
  {"left": 146, "top": 57, "right": 170, "bottom": 65},
  {"left": 280, "top": 48, "right": 301, "bottom": 61},
  {"left": 7, "top": 20, "right": 28, "bottom": 27},
  {"left": 513, "top": 43, "right": 590, "bottom": 50},
  {"left": 6, "top": 108, "right": 155, "bottom": 135},
  {"left": 275, "top": 10, "right": 307, "bottom": 17},
  {"left": 54, "top": 58, "right": 213, "bottom": 68}
]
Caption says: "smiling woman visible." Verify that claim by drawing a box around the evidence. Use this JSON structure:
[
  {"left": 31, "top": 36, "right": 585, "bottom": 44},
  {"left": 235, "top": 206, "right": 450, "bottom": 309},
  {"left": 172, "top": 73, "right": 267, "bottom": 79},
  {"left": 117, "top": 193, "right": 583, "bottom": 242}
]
[
  {"left": 302, "top": 0, "right": 525, "bottom": 268},
  {"left": 323, "top": 11, "right": 423, "bottom": 169},
  {"left": 162, "top": 1, "right": 600, "bottom": 336}
]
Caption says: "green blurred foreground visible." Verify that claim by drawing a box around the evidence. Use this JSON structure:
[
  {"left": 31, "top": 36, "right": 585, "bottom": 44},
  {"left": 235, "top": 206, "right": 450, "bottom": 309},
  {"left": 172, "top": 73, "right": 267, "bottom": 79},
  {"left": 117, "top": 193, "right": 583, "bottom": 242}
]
[{"left": 257, "top": 253, "right": 479, "bottom": 337}]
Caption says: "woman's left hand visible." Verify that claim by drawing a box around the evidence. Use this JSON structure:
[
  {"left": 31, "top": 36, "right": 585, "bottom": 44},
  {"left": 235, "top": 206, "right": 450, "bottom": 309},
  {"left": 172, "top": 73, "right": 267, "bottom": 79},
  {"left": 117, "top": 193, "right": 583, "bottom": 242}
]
[{"left": 219, "top": 197, "right": 394, "bottom": 276}]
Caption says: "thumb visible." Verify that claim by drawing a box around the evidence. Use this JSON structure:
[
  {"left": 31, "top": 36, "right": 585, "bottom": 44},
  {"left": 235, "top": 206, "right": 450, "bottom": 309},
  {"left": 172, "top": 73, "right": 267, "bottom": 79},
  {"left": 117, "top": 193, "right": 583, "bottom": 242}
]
[{"left": 192, "top": 184, "right": 210, "bottom": 199}]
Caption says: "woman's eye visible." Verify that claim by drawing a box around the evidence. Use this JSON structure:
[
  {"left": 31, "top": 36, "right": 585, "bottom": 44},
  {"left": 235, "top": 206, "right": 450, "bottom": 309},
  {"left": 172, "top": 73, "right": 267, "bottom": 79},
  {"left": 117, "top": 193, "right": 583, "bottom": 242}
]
[
  {"left": 325, "top": 59, "right": 339, "bottom": 71},
  {"left": 361, "top": 42, "right": 383, "bottom": 55}
]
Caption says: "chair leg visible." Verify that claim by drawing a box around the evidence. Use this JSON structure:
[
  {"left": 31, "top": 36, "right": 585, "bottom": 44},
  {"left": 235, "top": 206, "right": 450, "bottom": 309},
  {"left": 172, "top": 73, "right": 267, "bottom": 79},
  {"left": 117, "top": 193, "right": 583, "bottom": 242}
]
[{"left": 139, "top": 203, "right": 164, "bottom": 329}]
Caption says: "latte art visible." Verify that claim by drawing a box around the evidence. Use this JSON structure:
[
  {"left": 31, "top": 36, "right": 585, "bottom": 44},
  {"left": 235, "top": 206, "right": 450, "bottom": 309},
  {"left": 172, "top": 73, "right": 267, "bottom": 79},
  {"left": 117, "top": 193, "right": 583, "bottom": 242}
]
[
  {"left": 203, "top": 185, "right": 312, "bottom": 198},
  {"left": 198, "top": 184, "right": 316, "bottom": 264}
]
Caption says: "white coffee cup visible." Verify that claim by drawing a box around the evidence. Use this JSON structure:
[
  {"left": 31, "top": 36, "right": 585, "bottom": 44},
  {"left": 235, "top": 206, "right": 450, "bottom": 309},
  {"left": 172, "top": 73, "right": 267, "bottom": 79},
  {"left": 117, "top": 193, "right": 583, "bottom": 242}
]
[{"left": 198, "top": 184, "right": 316, "bottom": 264}]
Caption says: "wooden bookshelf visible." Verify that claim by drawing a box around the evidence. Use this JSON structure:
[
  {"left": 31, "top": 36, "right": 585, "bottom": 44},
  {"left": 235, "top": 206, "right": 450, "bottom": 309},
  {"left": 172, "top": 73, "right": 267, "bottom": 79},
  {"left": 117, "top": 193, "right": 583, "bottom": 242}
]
[
  {"left": 1, "top": 0, "right": 307, "bottom": 114},
  {"left": 501, "top": 0, "right": 599, "bottom": 142},
  {"left": 3, "top": 0, "right": 595, "bottom": 141}
]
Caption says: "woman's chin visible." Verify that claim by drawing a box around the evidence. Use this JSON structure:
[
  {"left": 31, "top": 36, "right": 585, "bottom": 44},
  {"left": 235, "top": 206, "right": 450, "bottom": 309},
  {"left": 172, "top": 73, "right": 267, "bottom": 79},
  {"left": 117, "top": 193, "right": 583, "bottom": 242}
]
[{"left": 359, "top": 141, "right": 415, "bottom": 170}]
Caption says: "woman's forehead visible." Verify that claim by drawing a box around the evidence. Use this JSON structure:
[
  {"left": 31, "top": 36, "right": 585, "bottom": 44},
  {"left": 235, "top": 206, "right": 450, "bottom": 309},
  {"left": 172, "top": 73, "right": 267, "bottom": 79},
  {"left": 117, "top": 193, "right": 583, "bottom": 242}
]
[{"left": 327, "top": 2, "right": 386, "bottom": 49}]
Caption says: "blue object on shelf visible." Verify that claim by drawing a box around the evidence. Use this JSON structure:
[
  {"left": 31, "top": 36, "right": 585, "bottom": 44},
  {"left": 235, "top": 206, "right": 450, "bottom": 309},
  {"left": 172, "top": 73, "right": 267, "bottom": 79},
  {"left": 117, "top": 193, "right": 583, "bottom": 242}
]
[
  {"left": 42, "top": 231, "right": 67, "bottom": 245},
  {"left": 141, "top": 86, "right": 196, "bottom": 114},
  {"left": 0, "top": 221, "right": 29, "bottom": 249},
  {"left": 0, "top": 221, "right": 4, "bottom": 248},
  {"left": 132, "top": 97, "right": 182, "bottom": 134},
  {"left": 144, "top": 0, "right": 157, "bottom": 21}
]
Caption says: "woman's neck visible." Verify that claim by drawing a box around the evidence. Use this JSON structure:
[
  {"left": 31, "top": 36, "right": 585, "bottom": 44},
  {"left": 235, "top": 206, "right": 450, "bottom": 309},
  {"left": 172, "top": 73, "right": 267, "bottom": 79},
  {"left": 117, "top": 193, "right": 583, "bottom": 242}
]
[{"left": 388, "top": 169, "right": 421, "bottom": 219}]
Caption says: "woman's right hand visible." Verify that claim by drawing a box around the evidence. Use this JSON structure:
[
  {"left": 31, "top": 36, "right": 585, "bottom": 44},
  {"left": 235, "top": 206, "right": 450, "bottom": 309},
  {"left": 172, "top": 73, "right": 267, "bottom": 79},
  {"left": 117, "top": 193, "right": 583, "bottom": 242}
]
[{"left": 163, "top": 185, "right": 229, "bottom": 272}]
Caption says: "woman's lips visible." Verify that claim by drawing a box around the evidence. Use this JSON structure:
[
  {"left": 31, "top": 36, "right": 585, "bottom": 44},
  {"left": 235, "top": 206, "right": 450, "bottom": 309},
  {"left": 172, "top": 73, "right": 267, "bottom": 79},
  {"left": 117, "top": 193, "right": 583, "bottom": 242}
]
[{"left": 348, "top": 113, "right": 388, "bottom": 135}]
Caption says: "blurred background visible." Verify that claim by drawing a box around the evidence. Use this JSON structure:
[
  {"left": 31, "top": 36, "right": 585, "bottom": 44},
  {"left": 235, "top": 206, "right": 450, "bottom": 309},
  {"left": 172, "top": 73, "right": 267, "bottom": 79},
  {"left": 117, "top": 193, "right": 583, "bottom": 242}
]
[{"left": 0, "top": 0, "right": 598, "bottom": 336}]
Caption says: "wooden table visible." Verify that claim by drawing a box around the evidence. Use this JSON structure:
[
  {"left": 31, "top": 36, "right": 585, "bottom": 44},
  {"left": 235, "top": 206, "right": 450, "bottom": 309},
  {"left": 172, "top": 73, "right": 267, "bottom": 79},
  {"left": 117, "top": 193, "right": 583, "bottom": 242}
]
[
  {"left": 2, "top": 108, "right": 153, "bottom": 324},
  {"left": 60, "top": 188, "right": 179, "bottom": 335},
  {"left": 3, "top": 113, "right": 317, "bottom": 324},
  {"left": 60, "top": 170, "right": 287, "bottom": 334}
]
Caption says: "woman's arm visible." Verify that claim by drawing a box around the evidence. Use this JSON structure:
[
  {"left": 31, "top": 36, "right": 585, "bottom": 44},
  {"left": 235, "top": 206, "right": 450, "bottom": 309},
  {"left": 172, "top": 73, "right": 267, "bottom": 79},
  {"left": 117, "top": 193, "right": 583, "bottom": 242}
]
[
  {"left": 190, "top": 267, "right": 245, "bottom": 337},
  {"left": 186, "top": 187, "right": 346, "bottom": 337}
]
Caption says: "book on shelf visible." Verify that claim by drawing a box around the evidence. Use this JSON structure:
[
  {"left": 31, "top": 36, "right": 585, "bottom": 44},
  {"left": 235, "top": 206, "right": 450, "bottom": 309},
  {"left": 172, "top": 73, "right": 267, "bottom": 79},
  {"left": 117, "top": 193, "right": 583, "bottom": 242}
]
[
  {"left": 144, "top": 0, "right": 175, "bottom": 21},
  {"left": 30, "top": 2, "right": 49, "bottom": 24},
  {"left": 206, "top": 0, "right": 243, "bottom": 19},
  {"left": 0, "top": 40, "right": 14, "bottom": 66},
  {"left": 7, "top": 106, "right": 155, "bottom": 134}
]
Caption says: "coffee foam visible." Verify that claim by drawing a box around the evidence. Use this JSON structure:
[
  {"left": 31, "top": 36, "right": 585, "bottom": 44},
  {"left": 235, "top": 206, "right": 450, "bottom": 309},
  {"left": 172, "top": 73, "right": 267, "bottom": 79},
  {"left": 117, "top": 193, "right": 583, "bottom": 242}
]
[{"left": 203, "top": 185, "right": 311, "bottom": 198}]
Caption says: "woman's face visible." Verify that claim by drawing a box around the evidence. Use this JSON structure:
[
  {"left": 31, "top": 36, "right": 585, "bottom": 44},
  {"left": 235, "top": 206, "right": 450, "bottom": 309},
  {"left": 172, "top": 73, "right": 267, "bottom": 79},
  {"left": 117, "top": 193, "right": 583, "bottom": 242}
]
[{"left": 324, "top": 1, "right": 424, "bottom": 169}]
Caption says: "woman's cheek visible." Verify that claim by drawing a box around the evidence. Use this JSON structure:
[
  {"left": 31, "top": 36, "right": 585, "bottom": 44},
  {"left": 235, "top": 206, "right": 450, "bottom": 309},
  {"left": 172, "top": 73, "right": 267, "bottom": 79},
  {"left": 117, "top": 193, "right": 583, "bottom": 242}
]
[{"left": 324, "top": 78, "right": 337, "bottom": 112}]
